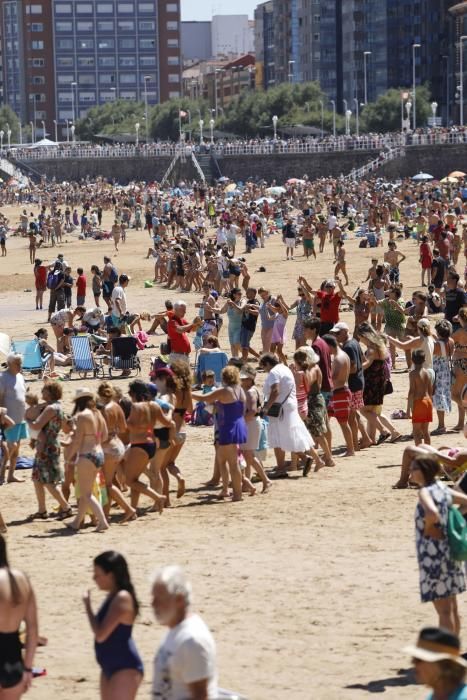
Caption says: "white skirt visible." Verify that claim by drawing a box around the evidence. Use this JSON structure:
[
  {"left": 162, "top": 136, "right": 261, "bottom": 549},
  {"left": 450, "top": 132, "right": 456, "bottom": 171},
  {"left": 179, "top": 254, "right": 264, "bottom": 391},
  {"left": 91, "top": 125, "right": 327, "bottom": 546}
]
[{"left": 267, "top": 403, "right": 314, "bottom": 452}]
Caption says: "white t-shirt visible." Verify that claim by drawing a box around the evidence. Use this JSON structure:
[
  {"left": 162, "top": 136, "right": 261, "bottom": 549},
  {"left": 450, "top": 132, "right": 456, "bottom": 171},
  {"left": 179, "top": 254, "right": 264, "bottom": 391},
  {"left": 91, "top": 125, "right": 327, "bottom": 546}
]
[
  {"left": 111, "top": 285, "right": 127, "bottom": 317},
  {"left": 152, "top": 614, "right": 217, "bottom": 700},
  {"left": 328, "top": 214, "right": 337, "bottom": 231}
]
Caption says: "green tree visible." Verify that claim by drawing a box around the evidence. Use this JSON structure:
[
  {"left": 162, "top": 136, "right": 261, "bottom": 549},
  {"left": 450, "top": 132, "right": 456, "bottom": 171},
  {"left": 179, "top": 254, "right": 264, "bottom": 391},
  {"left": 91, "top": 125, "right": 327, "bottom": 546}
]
[
  {"left": 0, "top": 105, "right": 20, "bottom": 144},
  {"left": 359, "top": 86, "right": 432, "bottom": 132},
  {"left": 75, "top": 99, "right": 146, "bottom": 141}
]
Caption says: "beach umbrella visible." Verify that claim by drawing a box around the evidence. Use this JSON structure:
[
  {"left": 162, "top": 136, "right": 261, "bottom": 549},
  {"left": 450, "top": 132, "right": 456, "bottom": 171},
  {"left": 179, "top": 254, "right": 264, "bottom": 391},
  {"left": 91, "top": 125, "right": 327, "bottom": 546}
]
[
  {"left": 441, "top": 176, "right": 459, "bottom": 184},
  {"left": 225, "top": 183, "right": 238, "bottom": 193},
  {"left": 286, "top": 178, "right": 306, "bottom": 185},
  {"left": 255, "top": 197, "right": 276, "bottom": 205},
  {"left": 412, "top": 172, "right": 433, "bottom": 181},
  {"left": 449, "top": 171, "right": 466, "bottom": 178},
  {"left": 217, "top": 176, "right": 229, "bottom": 183},
  {"left": 266, "top": 186, "right": 286, "bottom": 195}
]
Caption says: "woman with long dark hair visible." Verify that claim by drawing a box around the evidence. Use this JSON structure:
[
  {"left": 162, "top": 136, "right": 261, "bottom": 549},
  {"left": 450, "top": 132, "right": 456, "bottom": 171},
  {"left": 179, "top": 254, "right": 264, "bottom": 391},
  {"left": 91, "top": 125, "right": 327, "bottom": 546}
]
[
  {"left": 83, "top": 550, "right": 143, "bottom": 700},
  {"left": 0, "top": 534, "right": 38, "bottom": 698}
]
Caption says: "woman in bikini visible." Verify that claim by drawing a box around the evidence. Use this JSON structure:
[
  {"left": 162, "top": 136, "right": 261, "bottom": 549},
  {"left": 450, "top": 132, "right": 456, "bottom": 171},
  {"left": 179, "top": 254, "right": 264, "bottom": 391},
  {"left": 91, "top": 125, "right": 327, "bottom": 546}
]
[
  {"left": 147, "top": 368, "right": 176, "bottom": 499},
  {"left": 0, "top": 534, "right": 38, "bottom": 699},
  {"left": 369, "top": 264, "right": 388, "bottom": 331},
  {"left": 122, "top": 380, "right": 169, "bottom": 513},
  {"left": 97, "top": 383, "right": 136, "bottom": 524},
  {"left": 66, "top": 388, "right": 109, "bottom": 533},
  {"left": 451, "top": 308, "right": 467, "bottom": 431},
  {"left": 336, "top": 278, "right": 374, "bottom": 338}
]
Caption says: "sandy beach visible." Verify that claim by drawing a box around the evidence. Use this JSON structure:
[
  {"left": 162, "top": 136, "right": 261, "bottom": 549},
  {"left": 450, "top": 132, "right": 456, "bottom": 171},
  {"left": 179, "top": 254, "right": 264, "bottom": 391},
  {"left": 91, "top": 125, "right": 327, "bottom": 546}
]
[{"left": 0, "top": 201, "right": 455, "bottom": 699}]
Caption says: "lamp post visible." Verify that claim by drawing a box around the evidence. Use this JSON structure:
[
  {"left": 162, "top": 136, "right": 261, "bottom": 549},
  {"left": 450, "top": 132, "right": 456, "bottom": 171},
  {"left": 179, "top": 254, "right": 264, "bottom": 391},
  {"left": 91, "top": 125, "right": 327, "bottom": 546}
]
[
  {"left": 41, "top": 120, "right": 45, "bottom": 140},
  {"left": 53, "top": 119, "right": 57, "bottom": 142},
  {"left": 353, "top": 98, "right": 359, "bottom": 136},
  {"left": 406, "top": 100, "right": 412, "bottom": 131},
  {"left": 345, "top": 110, "right": 352, "bottom": 136},
  {"left": 330, "top": 100, "right": 336, "bottom": 137},
  {"left": 6, "top": 129, "right": 11, "bottom": 149},
  {"left": 460, "top": 36, "right": 467, "bottom": 126},
  {"left": 209, "top": 118, "right": 214, "bottom": 144},
  {"left": 135, "top": 122, "right": 140, "bottom": 147},
  {"left": 343, "top": 98, "right": 347, "bottom": 114},
  {"left": 19, "top": 123, "right": 22, "bottom": 145},
  {"left": 319, "top": 99, "right": 324, "bottom": 139},
  {"left": 30, "top": 95, "right": 37, "bottom": 137},
  {"left": 144, "top": 75, "right": 151, "bottom": 143},
  {"left": 0, "top": 131, "right": 4, "bottom": 152},
  {"left": 71, "top": 80, "right": 76, "bottom": 124},
  {"left": 412, "top": 43, "right": 421, "bottom": 131},
  {"left": 66, "top": 120, "right": 70, "bottom": 143},
  {"left": 71, "top": 124, "right": 75, "bottom": 143},
  {"left": 272, "top": 114, "right": 278, "bottom": 140},
  {"left": 363, "top": 51, "right": 371, "bottom": 104},
  {"left": 29, "top": 120, "right": 34, "bottom": 144},
  {"left": 431, "top": 101, "right": 438, "bottom": 127},
  {"left": 110, "top": 87, "right": 116, "bottom": 102},
  {"left": 199, "top": 118, "right": 204, "bottom": 143},
  {"left": 288, "top": 59, "right": 295, "bottom": 83}
]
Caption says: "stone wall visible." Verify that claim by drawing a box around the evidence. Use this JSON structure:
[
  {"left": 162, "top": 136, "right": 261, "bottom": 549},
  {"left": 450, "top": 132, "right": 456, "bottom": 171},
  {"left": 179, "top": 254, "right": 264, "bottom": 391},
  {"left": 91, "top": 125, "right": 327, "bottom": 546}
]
[{"left": 11, "top": 143, "right": 467, "bottom": 183}]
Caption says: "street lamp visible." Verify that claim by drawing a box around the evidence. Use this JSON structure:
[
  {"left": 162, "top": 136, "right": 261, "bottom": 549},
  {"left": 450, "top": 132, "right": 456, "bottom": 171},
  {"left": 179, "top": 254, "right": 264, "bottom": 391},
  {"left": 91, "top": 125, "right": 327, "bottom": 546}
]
[
  {"left": 288, "top": 60, "right": 295, "bottom": 83},
  {"left": 53, "top": 119, "right": 57, "bottom": 142},
  {"left": 272, "top": 114, "right": 278, "bottom": 140},
  {"left": 30, "top": 121, "right": 34, "bottom": 144},
  {"left": 412, "top": 43, "right": 421, "bottom": 131},
  {"left": 363, "top": 51, "right": 371, "bottom": 104},
  {"left": 110, "top": 87, "right": 116, "bottom": 102},
  {"left": 343, "top": 98, "right": 347, "bottom": 114},
  {"left": 406, "top": 100, "right": 412, "bottom": 131},
  {"left": 460, "top": 36, "right": 467, "bottom": 126},
  {"left": 71, "top": 124, "right": 75, "bottom": 143},
  {"left": 330, "top": 100, "right": 336, "bottom": 137},
  {"left": 135, "top": 122, "right": 140, "bottom": 147},
  {"left": 19, "top": 123, "right": 22, "bottom": 145},
  {"left": 41, "top": 120, "right": 45, "bottom": 139},
  {"left": 199, "top": 118, "right": 204, "bottom": 143},
  {"left": 319, "top": 99, "right": 324, "bottom": 139},
  {"left": 431, "top": 101, "right": 438, "bottom": 127},
  {"left": 214, "top": 68, "right": 224, "bottom": 118},
  {"left": 345, "top": 109, "right": 352, "bottom": 136},
  {"left": 0, "top": 131, "right": 4, "bottom": 151},
  {"left": 144, "top": 75, "right": 151, "bottom": 143},
  {"left": 6, "top": 129, "right": 11, "bottom": 149},
  {"left": 71, "top": 81, "right": 77, "bottom": 124},
  {"left": 209, "top": 118, "right": 214, "bottom": 143},
  {"left": 353, "top": 98, "right": 359, "bottom": 136}
]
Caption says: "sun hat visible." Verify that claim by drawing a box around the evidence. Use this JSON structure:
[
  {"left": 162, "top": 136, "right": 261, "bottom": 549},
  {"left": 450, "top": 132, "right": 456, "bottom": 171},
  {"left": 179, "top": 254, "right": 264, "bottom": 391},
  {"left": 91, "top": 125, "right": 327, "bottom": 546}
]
[
  {"left": 296, "top": 346, "right": 319, "bottom": 365},
  {"left": 403, "top": 627, "right": 467, "bottom": 666},
  {"left": 72, "top": 387, "right": 94, "bottom": 401},
  {"left": 239, "top": 365, "right": 256, "bottom": 380},
  {"left": 330, "top": 321, "right": 349, "bottom": 334}
]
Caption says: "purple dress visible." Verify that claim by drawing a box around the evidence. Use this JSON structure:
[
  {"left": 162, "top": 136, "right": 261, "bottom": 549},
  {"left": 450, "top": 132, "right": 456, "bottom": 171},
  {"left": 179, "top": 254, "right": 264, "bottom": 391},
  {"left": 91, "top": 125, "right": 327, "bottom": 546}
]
[{"left": 216, "top": 392, "right": 247, "bottom": 446}]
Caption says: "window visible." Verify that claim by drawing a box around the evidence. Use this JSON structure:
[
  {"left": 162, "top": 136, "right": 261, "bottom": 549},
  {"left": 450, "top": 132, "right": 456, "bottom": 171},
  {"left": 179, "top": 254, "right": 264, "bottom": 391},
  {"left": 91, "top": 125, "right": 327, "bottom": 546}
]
[
  {"left": 54, "top": 3, "right": 71, "bottom": 13},
  {"left": 57, "top": 38, "right": 74, "bottom": 49},
  {"left": 57, "top": 57, "right": 73, "bottom": 66},
  {"left": 97, "top": 20, "right": 114, "bottom": 31},
  {"left": 166, "top": 21, "right": 178, "bottom": 30},
  {"left": 31, "top": 93, "right": 45, "bottom": 102},
  {"left": 168, "top": 73, "right": 179, "bottom": 83},
  {"left": 139, "top": 38, "right": 155, "bottom": 49},
  {"left": 79, "top": 91, "right": 96, "bottom": 103},
  {"left": 119, "top": 56, "right": 136, "bottom": 67},
  {"left": 120, "top": 73, "right": 136, "bottom": 84},
  {"left": 78, "top": 56, "right": 95, "bottom": 67},
  {"left": 100, "top": 91, "right": 117, "bottom": 101},
  {"left": 99, "top": 74, "right": 116, "bottom": 84},
  {"left": 138, "top": 2, "right": 155, "bottom": 11},
  {"left": 117, "top": 3, "right": 134, "bottom": 12},
  {"left": 57, "top": 74, "right": 74, "bottom": 84},
  {"left": 31, "top": 23, "right": 43, "bottom": 31},
  {"left": 118, "top": 20, "right": 134, "bottom": 30},
  {"left": 36, "top": 111, "right": 46, "bottom": 119},
  {"left": 31, "top": 41, "right": 44, "bottom": 49},
  {"left": 78, "top": 39, "right": 94, "bottom": 49},
  {"left": 97, "top": 2, "right": 113, "bottom": 11},
  {"left": 55, "top": 21, "right": 72, "bottom": 31},
  {"left": 78, "top": 74, "right": 95, "bottom": 85},
  {"left": 58, "top": 91, "right": 72, "bottom": 103},
  {"left": 31, "top": 75, "right": 45, "bottom": 84},
  {"left": 140, "top": 56, "right": 156, "bottom": 66},
  {"left": 167, "top": 55, "right": 179, "bottom": 65},
  {"left": 98, "top": 39, "right": 115, "bottom": 49},
  {"left": 58, "top": 109, "right": 73, "bottom": 120},
  {"left": 139, "top": 20, "right": 155, "bottom": 31},
  {"left": 76, "top": 3, "right": 93, "bottom": 12},
  {"left": 77, "top": 21, "right": 93, "bottom": 31},
  {"left": 98, "top": 56, "right": 115, "bottom": 67},
  {"left": 120, "top": 91, "right": 136, "bottom": 99},
  {"left": 26, "top": 4, "right": 43, "bottom": 13},
  {"left": 167, "top": 38, "right": 179, "bottom": 48},
  {"left": 166, "top": 3, "right": 178, "bottom": 11},
  {"left": 169, "top": 90, "right": 180, "bottom": 99},
  {"left": 119, "top": 38, "right": 135, "bottom": 49}
]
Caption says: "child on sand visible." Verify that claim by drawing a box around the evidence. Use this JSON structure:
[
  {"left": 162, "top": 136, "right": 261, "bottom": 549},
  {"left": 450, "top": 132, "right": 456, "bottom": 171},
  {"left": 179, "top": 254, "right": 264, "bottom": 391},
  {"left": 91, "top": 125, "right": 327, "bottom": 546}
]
[{"left": 409, "top": 349, "right": 433, "bottom": 445}]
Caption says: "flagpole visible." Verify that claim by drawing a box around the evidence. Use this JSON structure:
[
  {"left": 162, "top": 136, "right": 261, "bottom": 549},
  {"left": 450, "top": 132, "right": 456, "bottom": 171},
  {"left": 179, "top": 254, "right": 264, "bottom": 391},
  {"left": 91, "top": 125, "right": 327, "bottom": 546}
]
[{"left": 179, "top": 111, "right": 182, "bottom": 143}]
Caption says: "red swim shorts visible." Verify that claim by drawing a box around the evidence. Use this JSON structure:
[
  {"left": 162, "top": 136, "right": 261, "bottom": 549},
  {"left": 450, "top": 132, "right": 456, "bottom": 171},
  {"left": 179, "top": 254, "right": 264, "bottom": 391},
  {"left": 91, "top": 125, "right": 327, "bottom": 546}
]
[{"left": 328, "top": 386, "right": 352, "bottom": 423}]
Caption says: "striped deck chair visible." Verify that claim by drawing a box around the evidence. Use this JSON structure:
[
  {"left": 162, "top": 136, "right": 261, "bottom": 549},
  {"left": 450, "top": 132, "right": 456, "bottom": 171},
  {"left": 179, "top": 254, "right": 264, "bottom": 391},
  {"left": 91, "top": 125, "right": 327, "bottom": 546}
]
[
  {"left": 70, "top": 335, "right": 104, "bottom": 379},
  {"left": 11, "top": 339, "right": 50, "bottom": 378}
]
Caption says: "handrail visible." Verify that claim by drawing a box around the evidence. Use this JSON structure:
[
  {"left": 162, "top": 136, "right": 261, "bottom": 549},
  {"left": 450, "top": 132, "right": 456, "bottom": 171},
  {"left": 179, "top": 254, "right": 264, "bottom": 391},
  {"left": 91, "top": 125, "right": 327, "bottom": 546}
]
[
  {"left": 345, "top": 146, "right": 406, "bottom": 182},
  {"left": 191, "top": 152, "right": 206, "bottom": 183}
]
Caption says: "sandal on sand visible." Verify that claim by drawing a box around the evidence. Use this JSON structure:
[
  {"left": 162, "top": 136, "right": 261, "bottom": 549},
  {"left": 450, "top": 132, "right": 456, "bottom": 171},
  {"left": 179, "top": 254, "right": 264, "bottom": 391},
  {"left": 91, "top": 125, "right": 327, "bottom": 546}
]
[
  {"left": 377, "top": 433, "right": 390, "bottom": 444},
  {"left": 57, "top": 508, "right": 72, "bottom": 521},
  {"left": 303, "top": 458, "right": 313, "bottom": 477},
  {"left": 269, "top": 471, "right": 289, "bottom": 480},
  {"left": 26, "top": 511, "right": 47, "bottom": 521}
]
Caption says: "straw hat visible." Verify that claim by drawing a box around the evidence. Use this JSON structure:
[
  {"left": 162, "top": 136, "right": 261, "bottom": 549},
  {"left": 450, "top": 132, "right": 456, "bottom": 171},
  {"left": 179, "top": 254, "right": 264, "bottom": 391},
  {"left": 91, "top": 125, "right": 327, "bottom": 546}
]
[
  {"left": 72, "top": 387, "right": 94, "bottom": 401},
  {"left": 403, "top": 627, "right": 467, "bottom": 666},
  {"left": 297, "top": 346, "right": 319, "bottom": 365}
]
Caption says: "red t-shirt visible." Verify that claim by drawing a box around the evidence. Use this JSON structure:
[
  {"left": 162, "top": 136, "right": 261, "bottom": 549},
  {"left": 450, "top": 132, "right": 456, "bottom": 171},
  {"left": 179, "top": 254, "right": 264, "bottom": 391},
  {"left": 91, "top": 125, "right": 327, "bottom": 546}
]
[
  {"left": 312, "top": 336, "right": 333, "bottom": 392},
  {"left": 316, "top": 291, "right": 341, "bottom": 323},
  {"left": 167, "top": 316, "right": 191, "bottom": 354},
  {"left": 76, "top": 274, "right": 86, "bottom": 296}
]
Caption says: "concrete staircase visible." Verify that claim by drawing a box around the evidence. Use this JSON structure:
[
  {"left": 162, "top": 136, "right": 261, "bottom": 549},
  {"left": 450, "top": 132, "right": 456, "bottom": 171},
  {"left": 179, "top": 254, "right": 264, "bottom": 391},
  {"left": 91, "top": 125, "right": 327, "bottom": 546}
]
[{"left": 345, "top": 146, "right": 406, "bottom": 181}]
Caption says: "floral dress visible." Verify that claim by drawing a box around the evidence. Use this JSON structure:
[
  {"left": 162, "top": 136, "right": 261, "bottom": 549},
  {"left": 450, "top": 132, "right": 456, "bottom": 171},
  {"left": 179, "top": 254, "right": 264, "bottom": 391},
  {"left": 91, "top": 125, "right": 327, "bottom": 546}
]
[
  {"left": 292, "top": 298, "right": 312, "bottom": 341},
  {"left": 415, "top": 481, "right": 465, "bottom": 603},
  {"left": 433, "top": 342, "right": 452, "bottom": 413},
  {"left": 32, "top": 402, "right": 64, "bottom": 485}
]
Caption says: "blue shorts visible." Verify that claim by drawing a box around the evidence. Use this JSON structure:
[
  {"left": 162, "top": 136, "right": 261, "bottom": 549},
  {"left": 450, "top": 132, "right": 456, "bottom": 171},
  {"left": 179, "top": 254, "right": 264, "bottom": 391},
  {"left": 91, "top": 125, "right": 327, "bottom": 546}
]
[
  {"left": 4, "top": 422, "right": 29, "bottom": 443},
  {"left": 240, "top": 328, "right": 255, "bottom": 349}
]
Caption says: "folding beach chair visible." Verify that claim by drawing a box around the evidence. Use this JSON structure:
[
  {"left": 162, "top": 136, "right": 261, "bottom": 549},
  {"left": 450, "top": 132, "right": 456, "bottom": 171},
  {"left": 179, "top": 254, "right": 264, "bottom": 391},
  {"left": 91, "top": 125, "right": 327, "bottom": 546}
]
[
  {"left": 70, "top": 334, "right": 104, "bottom": 379},
  {"left": 196, "top": 352, "right": 228, "bottom": 385},
  {"left": 108, "top": 336, "right": 141, "bottom": 378},
  {"left": 11, "top": 339, "right": 50, "bottom": 379}
]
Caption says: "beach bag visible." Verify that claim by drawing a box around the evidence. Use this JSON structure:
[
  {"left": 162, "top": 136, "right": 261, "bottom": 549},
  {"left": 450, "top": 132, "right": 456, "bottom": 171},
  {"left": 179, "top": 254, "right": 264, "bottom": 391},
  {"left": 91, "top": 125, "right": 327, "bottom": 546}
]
[
  {"left": 109, "top": 266, "right": 118, "bottom": 284},
  {"left": 47, "top": 271, "right": 60, "bottom": 289},
  {"left": 447, "top": 506, "right": 467, "bottom": 561},
  {"left": 267, "top": 391, "right": 291, "bottom": 419}
]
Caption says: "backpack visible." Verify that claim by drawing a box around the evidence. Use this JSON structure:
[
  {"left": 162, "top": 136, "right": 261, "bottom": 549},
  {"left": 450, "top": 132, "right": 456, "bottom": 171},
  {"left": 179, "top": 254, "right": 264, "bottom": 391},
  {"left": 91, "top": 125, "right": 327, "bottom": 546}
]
[
  {"left": 447, "top": 506, "right": 467, "bottom": 561},
  {"left": 47, "top": 271, "right": 60, "bottom": 290},
  {"left": 109, "top": 266, "right": 118, "bottom": 284}
]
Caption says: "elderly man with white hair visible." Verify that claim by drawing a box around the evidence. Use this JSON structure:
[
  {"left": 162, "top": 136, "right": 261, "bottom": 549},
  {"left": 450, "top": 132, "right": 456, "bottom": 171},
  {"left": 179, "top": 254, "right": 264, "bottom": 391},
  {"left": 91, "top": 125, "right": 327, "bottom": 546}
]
[
  {"left": 167, "top": 301, "right": 202, "bottom": 365},
  {"left": 0, "top": 353, "right": 28, "bottom": 483},
  {"left": 151, "top": 565, "right": 217, "bottom": 700}
]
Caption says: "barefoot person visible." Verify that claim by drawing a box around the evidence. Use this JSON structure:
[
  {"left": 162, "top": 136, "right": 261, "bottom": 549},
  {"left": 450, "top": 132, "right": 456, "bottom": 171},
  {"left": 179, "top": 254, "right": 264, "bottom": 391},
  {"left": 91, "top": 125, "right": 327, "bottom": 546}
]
[
  {"left": 0, "top": 354, "right": 28, "bottom": 484},
  {"left": 409, "top": 349, "right": 433, "bottom": 446},
  {"left": 322, "top": 334, "right": 355, "bottom": 457},
  {"left": 83, "top": 551, "right": 143, "bottom": 700},
  {"left": 0, "top": 533, "right": 38, "bottom": 698}
]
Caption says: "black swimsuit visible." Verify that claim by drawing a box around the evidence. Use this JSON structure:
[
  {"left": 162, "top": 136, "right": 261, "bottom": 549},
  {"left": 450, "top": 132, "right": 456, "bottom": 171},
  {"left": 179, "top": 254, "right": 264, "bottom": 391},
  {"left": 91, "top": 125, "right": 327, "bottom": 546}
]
[
  {"left": 130, "top": 443, "right": 156, "bottom": 459},
  {"left": 0, "top": 631, "right": 23, "bottom": 689}
]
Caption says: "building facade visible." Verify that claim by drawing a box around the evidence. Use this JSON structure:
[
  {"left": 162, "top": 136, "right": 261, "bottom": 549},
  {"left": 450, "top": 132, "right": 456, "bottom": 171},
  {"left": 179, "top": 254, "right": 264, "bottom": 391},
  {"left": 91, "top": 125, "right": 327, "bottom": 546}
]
[
  {"left": 181, "top": 21, "right": 212, "bottom": 64},
  {"left": 1, "top": 0, "right": 182, "bottom": 138}
]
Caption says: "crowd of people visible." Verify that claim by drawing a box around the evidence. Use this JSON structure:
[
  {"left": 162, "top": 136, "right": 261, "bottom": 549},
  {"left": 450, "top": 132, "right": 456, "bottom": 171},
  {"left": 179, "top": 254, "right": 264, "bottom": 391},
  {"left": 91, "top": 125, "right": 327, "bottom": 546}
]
[{"left": 4, "top": 167, "right": 467, "bottom": 697}]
